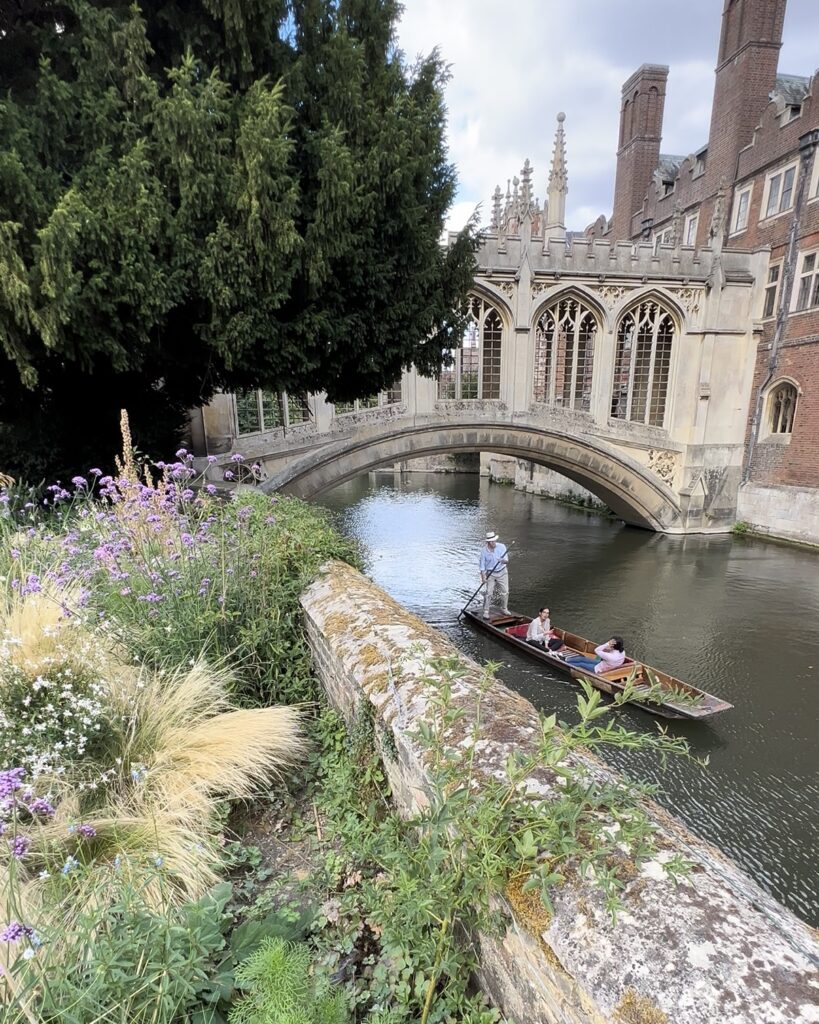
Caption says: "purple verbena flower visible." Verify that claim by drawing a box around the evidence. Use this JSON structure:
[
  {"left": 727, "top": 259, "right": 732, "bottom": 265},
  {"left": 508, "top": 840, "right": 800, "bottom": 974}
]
[
  {"left": 223, "top": 471, "right": 234, "bottom": 481},
  {"left": 76, "top": 825, "right": 97, "bottom": 838},
  {"left": 230, "top": 452, "right": 245, "bottom": 462},
  {"left": 0, "top": 769, "right": 25, "bottom": 799},
  {"left": 28, "top": 799, "right": 55, "bottom": 819},
  {"left": 9, "top": 835, "right": 30, "bottom": 859},
  {"left": 71, "top": 476, "right": 87, "bottom": 488},
  {"left": 0, "top": 922, "right": 34, "bottom": 943}
]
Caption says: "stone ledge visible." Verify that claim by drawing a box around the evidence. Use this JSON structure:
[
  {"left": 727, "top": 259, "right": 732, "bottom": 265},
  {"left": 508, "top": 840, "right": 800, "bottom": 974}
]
[{"left": 301, "top": 561, "right": 819, "bottom": 1024}]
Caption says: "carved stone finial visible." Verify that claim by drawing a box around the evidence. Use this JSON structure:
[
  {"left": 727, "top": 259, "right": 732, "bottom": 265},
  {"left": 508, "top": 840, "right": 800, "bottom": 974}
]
[
  {"left": 545, "top": 112, "right": 568, "bottom": 239},
  {"left": 491, "top": 185, "right": 502, "bottom": 230},
  {"left": 520, "top": 158, "right": 533, "bottom": 209}
]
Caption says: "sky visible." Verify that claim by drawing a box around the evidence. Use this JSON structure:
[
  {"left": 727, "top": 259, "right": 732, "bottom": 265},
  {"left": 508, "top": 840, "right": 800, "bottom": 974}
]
[{"left": 395, "top": 0, "right": 819, "bottom": 233}]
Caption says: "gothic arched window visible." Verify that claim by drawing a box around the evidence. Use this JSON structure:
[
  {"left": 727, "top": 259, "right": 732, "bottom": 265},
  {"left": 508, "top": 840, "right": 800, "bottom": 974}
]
[
  {"left": 533, "top": 296, "right": 598, "bottom": 412},
  {"left": 438, "top": 296, "right": 502, "bottom": 400},
  {"left": 610, "top": 300, "right": 675, "bottom": 427},
  {"left": 768, "top": 381, "right": 797, "bottom": 435}
]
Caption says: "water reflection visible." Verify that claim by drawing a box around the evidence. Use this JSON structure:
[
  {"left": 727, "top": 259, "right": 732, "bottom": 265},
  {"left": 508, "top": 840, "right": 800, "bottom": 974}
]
[{"left": 318, "top": 471, "right": 819, "bottom": 926}]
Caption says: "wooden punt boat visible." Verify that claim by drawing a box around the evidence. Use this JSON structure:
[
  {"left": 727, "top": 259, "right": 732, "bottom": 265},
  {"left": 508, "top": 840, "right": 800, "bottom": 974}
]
[{"left": 463, "top": 609, "right": 733, "bottom": 720}]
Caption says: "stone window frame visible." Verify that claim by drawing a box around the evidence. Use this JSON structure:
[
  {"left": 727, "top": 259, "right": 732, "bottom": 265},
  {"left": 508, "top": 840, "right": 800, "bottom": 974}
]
[
  {"left": 729, "top": 182, "right": 753, "bottom": 236},
  {"left": 808, "top": 154, "right": 819, "bottom": 203},
  {"left": 438, "top": 294, "right": 504, "bottom": 401},
  {"left": 609, "top": 297, "right": 678, "bottom": 430},
  {"left": 759, "top": 159, "right": 799, "bottom": 223},
  {"left": 761, "top": 259, "right": 783, "bottom": 320},
  {"left": 692, "top": 149, "right": 707, "bottom": 179},
  {"left": 653, "top": 227, "right": 673, "bottom": 254},
  {"left": 234, "top": 390, "right": 310, "bottom": 436},
  {"left": 532, "top": 292, "right": 600, "bottom": 413},
  {"left": 780, "top": 103, "right": 802, "bottom": 126},
  {"left": 762, "top": 378, "right": 800, "bottom": 443},
  {"left": 791, "top": 249, "right": 819, "bottom": 314},
  {"left": 683, "top": 212, "right": 699, "bottom": 246},
  {"left": 333, "top": 383, "right": 403, "bottom": 417}
]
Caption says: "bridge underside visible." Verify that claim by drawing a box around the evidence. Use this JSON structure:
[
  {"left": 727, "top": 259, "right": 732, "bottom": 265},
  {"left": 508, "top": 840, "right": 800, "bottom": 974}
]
[{"left": 262, "top": 422, "right": 685, "bottom": 532}]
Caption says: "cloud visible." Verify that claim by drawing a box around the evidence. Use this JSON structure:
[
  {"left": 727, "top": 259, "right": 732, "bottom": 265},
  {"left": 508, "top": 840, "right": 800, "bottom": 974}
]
[{"left": 396, "top": 0, "right": 819, "bottom": 232}]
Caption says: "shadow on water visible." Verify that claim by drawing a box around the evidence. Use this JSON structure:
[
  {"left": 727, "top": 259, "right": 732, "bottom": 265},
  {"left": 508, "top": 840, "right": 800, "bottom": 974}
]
[{"left": 318, "top": 471, "right": 819, "bottom": 927}]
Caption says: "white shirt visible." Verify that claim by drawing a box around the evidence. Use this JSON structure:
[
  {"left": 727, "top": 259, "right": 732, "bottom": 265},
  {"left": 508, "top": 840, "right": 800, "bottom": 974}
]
[
  {"left": 526, "top": 616, "right": 550, "bottom": 641},
  {"left": 593, "top": 644, "right": 626, "bottom": 674}
]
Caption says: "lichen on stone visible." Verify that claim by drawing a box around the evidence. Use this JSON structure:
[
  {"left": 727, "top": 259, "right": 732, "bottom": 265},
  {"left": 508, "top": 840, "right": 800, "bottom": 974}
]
[{"left": 614, "top": 989, "right": 668, "bottom": 1024}]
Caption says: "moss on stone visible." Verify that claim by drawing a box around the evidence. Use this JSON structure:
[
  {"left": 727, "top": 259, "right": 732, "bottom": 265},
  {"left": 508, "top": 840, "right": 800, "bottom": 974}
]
[{"left": 614, "top": 989, "right": 669, "bottom": 1024}]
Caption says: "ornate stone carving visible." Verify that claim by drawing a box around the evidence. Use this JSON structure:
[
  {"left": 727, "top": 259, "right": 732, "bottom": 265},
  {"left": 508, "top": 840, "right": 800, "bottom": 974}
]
[
  {"left": 596, "top": 285, "right": 630, "bottom": 309},
  {"left": 488, "top": 278, "right": 515, "bottom": 299},
  {"left": 671, "top": 286, "right": 703, "bottom": 317},
  {"left": 648, "top": 448, "right": 679, "bottom": 485},
  {"left": 531, "top": 280, "right": 551, "bottom": 301}
]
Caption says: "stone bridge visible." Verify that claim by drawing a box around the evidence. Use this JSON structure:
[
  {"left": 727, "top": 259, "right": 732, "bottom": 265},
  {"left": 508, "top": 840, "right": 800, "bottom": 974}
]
[{"left": 193, "top": 131, "right": 768, "bottom": 534}]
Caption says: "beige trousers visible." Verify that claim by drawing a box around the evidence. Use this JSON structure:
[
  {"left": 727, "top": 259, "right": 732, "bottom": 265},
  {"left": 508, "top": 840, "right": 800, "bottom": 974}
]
[{"left": 482, "top": 571, "right": 509, "bottom": 617}]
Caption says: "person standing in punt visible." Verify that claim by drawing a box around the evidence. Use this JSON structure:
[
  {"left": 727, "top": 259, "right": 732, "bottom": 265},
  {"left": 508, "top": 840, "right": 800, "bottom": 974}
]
[{"left": 479, "top": 530, "right": 510, "bottom": 619}]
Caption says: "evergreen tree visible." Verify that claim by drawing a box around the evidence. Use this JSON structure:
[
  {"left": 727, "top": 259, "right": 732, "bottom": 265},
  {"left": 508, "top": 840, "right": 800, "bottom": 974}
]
[{"left": 0, "top": 0, "right": 477, "bottom": 479}]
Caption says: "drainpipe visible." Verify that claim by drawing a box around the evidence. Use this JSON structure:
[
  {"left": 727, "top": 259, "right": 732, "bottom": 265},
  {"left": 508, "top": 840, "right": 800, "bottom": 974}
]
[{"left": 743, "top": 129, "right": 819, "bottom": 485}]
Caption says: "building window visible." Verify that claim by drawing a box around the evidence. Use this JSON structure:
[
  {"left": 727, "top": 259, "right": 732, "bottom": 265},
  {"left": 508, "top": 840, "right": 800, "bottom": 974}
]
[
  {"left": 237, "top": 390, "right": 283, "bottom": 435},
  {"left": 236, "top": 390, "right": 306, "bottom": 434},
  {"left": 610, "top": 300, "right": 675, "bottom": 428},
  {"left": 763, "top": 163, "right": 797, "bottom": 219},
  {"left": 768, "top": 381, "right": 797, "bottom": 435},
  {"left": 653, "top": 228, "right": 673, "bottom": 254},
  {"left": 810, "top": 155, "right": 819, "bottom": 201},
  {"left": 693, "top": 151, "right": 707, "bottom": 178},
  {"left": 795, "top": 252, "right": 819, "bottom": 311},
  {"left": 684, "top": 213, "right": 698, "bottom": 246},
  {"left": 762, "top": 263, "right": 782, "bottom": 319},
  {"left": 333, "top": 384, "right": 402, "bottom": 417},
  {"left": 661, "top": 179, "right": 675, "bottom": 197},
  {"left": 731, "top": 186, "right": 752, "bottom": 233},
  {"left": 533, "top": 296, "right": 598, "bottom": 412},
  {"left": 783, "top": 104, "right": 802, "bottom": 124},
  {"left": 438, "top": 295, "right": 502, "bottom": 400},
  {"left": 385, "top": 379, "right": 403, "bottom": 405}
]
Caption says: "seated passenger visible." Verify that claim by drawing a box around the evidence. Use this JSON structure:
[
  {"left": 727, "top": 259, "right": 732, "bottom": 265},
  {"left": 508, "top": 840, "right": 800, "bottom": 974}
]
[
  {"left": 565, "top": 636, "right": 625, "bottom": 674},
  {"left": 525, "top": 607, "right": 550, "bottom": 647}
]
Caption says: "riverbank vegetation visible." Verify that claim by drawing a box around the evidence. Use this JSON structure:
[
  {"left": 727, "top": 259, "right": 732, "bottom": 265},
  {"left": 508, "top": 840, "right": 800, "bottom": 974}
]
[{"left": 0, "top": 431, "right": 692, "bottom": 1022}]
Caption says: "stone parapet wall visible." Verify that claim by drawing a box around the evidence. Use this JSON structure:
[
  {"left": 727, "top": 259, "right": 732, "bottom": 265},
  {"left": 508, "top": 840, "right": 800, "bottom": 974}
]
[
  {"left": 737, "top": 482, "right": 819, "bottom": 546},
  {"left": 301, "top": 561, "right": 819, "bottom": 1024}
]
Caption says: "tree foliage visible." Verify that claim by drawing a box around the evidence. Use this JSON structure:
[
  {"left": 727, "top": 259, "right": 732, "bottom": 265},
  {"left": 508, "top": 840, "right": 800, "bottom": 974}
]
[{"left": 0, "top": 0, "right": 477, "bottom": 478}]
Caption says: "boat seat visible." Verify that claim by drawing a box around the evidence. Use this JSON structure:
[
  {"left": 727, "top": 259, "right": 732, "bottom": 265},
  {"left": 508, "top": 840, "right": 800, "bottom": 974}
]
[
  {"left": 599, "top": 665, "right": 640, "bottom": 684},
  {"left": 506, "top": 624, "right": 529, "bottom": 639}
]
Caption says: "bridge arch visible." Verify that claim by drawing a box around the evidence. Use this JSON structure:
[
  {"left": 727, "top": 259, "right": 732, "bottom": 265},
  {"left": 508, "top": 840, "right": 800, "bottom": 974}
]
[{"left": 262, "top": 420, "right": 683, "bottom": 531}]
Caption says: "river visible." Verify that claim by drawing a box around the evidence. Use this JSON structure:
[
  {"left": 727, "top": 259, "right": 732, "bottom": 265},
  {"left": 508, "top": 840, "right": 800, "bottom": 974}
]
[{"left": 317, "top": 471, "right": 819, "bottom": 927}]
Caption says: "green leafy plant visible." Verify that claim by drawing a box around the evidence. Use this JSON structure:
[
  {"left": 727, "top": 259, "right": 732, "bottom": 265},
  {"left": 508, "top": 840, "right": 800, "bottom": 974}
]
[
  {"left": 310, "top": 659, "right": 696, "bottom": 1023},
  {"left": 230, "top": 937, "right": 347, "bottom": 1024}
]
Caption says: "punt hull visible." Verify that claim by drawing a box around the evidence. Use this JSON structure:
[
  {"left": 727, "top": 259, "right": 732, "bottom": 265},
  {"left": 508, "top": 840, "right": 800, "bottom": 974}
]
[{"left": 463, "top": 610, "right": 733, "bottom": 721}]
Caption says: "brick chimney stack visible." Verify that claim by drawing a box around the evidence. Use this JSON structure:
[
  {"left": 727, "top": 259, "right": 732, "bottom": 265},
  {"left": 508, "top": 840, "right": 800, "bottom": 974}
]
[
  {"left": 705, "top": 0, "right": 787, "bottom": 188},
  {"left": 610, "top": 64, "right": 669, "bottom": 241}
]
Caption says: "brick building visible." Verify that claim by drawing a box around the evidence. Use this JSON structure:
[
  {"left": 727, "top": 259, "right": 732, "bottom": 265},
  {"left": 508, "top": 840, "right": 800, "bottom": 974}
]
[{"left": 588, "top": 0, "right": 819, "bottom": 544}]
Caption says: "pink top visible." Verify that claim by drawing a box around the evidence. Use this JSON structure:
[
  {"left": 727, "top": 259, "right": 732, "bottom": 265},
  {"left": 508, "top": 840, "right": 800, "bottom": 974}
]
[{"left": 593, "top": 644, "right": 625, "bottom": 674}]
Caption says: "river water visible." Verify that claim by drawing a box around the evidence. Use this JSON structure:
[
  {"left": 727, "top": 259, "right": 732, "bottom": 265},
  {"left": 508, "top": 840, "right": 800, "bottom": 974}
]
[{"left": 318, "top": 471, "right": 819, "bottom": 927}]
